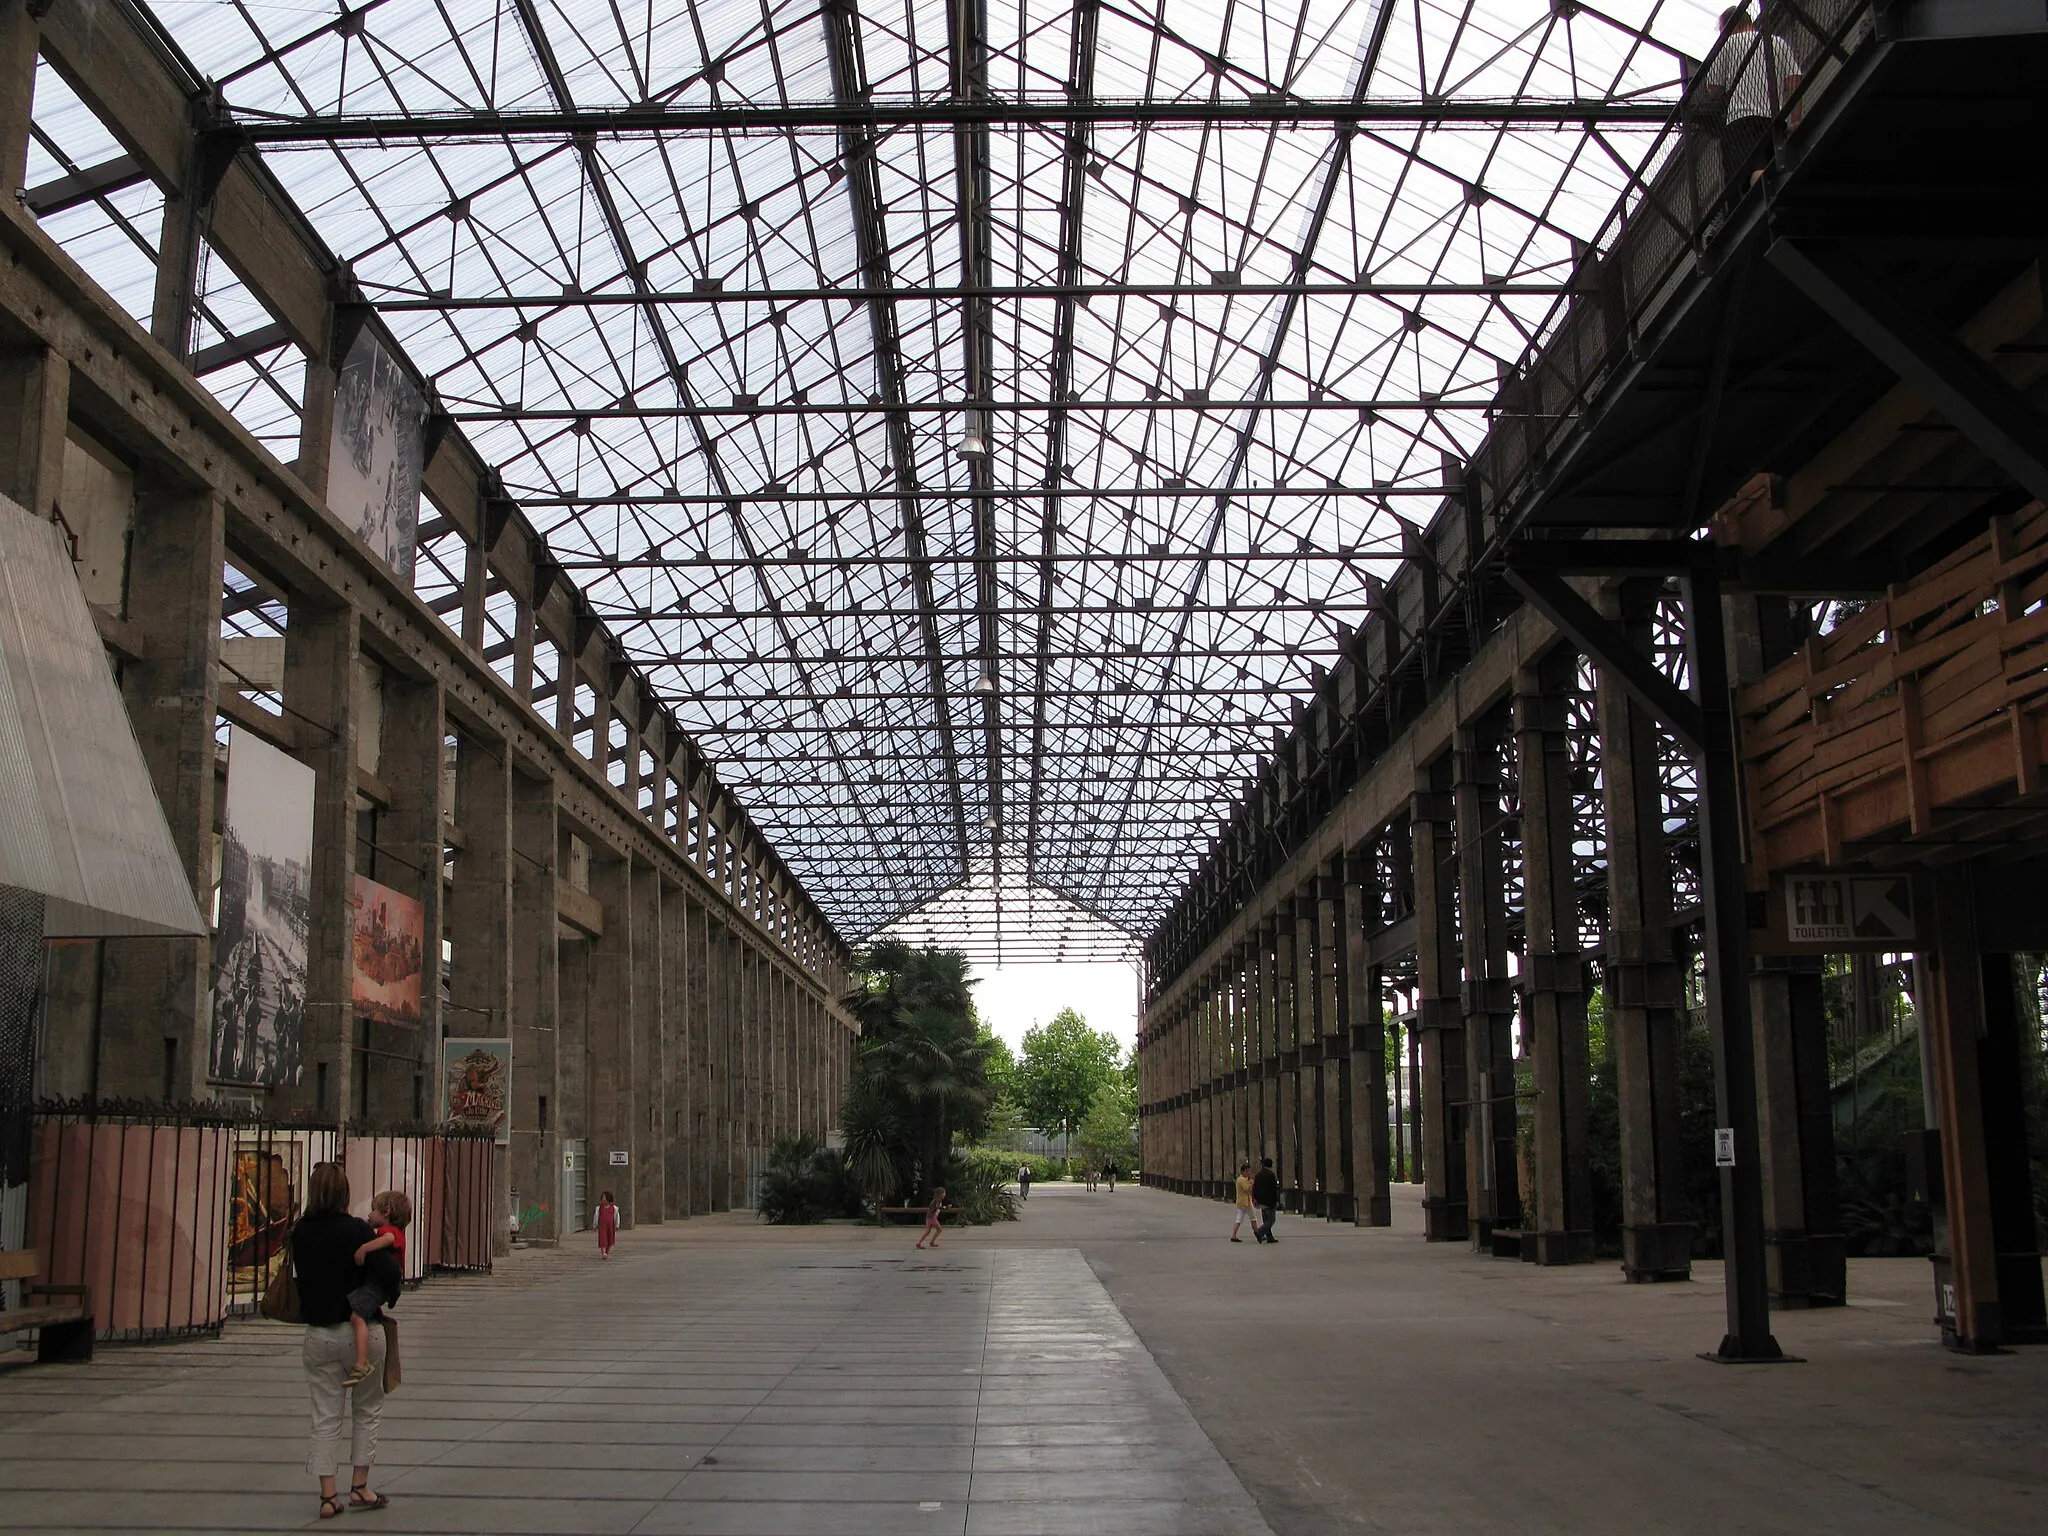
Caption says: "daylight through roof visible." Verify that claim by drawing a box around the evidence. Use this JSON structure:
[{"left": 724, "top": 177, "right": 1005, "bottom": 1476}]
[{"left": 33, "top": 0, "right": 1725, "bottom": 957}]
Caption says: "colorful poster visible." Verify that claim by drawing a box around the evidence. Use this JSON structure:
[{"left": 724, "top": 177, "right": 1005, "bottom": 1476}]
[
  {"left": 226, "top": 1136, "right": 302, "bottom": 1306},
  {"left": 442, "top": 1038, "right": 511, "bottom": 1144},
  {"left": 327, "top": 325, "right": 423, "bottom": 578},
  {"left": 351, "top": 875, "right": 424, "bottom": 1028},
  {"left": 210, "top": 729, "right": 315, "bottom": 1086}
]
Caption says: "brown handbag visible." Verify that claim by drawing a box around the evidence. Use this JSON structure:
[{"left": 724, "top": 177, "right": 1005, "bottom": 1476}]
[{"left": 260, "top": 1235, "right": 302, "bottom": 1324}]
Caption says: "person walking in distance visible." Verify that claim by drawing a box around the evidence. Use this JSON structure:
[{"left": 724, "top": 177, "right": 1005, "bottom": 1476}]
[
  {"left": 915, "top": 1186, "right": 948, "bottom": 1250},
  {"left": 1085, "top": 1163, "right": 1099, "bottom": 1193},
  {"left": 1103, "top": 1160, "right": 1117, "bottom": 1193},
  {"left": 1017, "top": 1162, "right": 1033, "bottom": 1202},
  {"left": 1230, "top": 1163, "right": 1255, "bottom": 1242},
  {"left": 595, "top": 1190, "right": 620, "bottom": 1259},
  {"left": 1251, "top": 1157, "right": 1280, "bottom": 1244}
]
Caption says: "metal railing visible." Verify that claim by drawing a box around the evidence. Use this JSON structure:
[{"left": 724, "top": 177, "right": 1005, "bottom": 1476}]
[{"left": 19, "top": 1100, "right": 497, "bottom": 1345}]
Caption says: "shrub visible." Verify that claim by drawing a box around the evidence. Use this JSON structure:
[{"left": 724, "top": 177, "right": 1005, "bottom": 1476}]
[
  {"left": 756, "top": 1132, "right": 856, "bottom": 1224},
  {"left": 961, "top": 1147, "right": 1066, "bottom": 1185},
  {"left": 943, "top": 1157, "right": 1018, "bottom": 1225}
]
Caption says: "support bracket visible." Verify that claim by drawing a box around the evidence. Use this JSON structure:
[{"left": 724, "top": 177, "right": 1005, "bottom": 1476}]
[
  {"left": 1501, "top": 566, "right": 1705, "bottom": 754},
  {"left": 1767, "top": 239, "right": 2048, "bottom": 506}
]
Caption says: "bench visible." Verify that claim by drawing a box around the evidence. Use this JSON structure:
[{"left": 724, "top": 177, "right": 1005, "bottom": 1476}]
[
  {"left": 0, "top": 1250, "right": 93, "bottom": 1363},
  {"left": 875, "top": 1205, "right": 962, "bottom": 1226}
]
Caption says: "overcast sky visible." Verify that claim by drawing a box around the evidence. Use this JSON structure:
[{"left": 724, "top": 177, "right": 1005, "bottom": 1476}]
[{"left": 970, "top": 960, "right": 1141, "bottom": 1059}]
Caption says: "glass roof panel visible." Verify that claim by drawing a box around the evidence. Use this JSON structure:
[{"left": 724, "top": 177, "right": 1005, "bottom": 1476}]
[{"left": 122, "top": 0, "right": 1727, "bottom": 953}]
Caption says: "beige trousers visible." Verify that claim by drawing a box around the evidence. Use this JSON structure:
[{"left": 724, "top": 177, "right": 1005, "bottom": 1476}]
[{"left": 302, "top": 1322, "right": 385, "bottom": 1478}]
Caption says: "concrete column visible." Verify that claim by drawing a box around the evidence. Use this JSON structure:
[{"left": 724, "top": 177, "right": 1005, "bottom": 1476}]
[
  {"left": 1345, "top": 845, "right": 1391, "bottom": 1226},
  {"left": 1598, "top": 584, "right": 1692, "bottom": 1281},
  {"left": 586, "top": 850, "right": 636, "bottom": 1224},
  {"left": 275, "top": 600, "right": 358, "bottom": 1118},
  {"left": 0, "top": 343, "right": 69, "bottom": 521},
  {"left": 687, "top": 903, "right": 717, "bottom": 1212},
  {"left": 0, "top": 0, "right": 38, "bottom": 195},
  {"left": 1413, "top": 761, "right": 1468, "bottom": 1241},
  {"left": 509, "top": 769, "right": 558, "bottom": 1239},
  {"left": 1315, "top": 871, "right": 1345, "bottom": 1217},
  {"left": 1752, "top": 957, "right": 1844, "bottom": 1304},
  {"left": 1515, "top": 653, "right": 1594, "bottom": 1264},
  {"left": 1275, "top": 905, "right": 1301, "bottom": 1208},
  {"left": 92, "top": 489, "right": 224, "bottom": 1100},
  {"left": 1252, "top": 922, "right": 1274, "bottom": 1168},
  {"left": 662, "top": 883, "right": 691, "bottom": 1218},
  {"left": 369, "top": 675, "right": 445, "bottom": 1125},
  {"left": 631, "top": 858, "right": 662, "bottom": 1222},
  {"left": 296, "top": 353, "right": 337, "bottom": 502},
  {"left": 1454, "top": 710, "right": 1520, "bottom": 1253}
]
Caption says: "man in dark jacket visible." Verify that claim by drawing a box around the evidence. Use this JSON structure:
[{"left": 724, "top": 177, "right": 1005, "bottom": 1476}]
[{"left": 1251, "top": 1157, "right": 1280, "bottom": 1244}]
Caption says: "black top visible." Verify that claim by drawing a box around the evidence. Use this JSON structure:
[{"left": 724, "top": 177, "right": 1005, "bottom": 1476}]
[
  {"left": 1251, "top": 1168, "right": 1279, "bottom": 1206},
  {"left": 291, "top": 1210, "right": 377, "bottom": 1326}
]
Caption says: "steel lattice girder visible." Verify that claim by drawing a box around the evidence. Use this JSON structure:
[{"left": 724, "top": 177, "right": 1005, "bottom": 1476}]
[{"left": 101, "top": 0, "right": 1726, "bottom": 957}]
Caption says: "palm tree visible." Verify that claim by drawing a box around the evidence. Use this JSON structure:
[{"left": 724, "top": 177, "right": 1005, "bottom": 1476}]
[{"left": 842, "top": 943, "right": 992, "bottom": 1199}]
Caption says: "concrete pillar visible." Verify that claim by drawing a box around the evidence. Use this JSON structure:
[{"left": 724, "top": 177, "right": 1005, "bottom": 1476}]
[
  {"left": 1281, "top": 902, "right": 1306, "bottom": 1208},
  {"left": 1345, "top": 844, "right": 1391, "bottom": 1225},
  {"left": 1752, "top": 957, "right": 1844, "bottom": 1304},
  {"left": 274, "top": 600, "right": 358, "bottom": 1118},
  {"left": 662, "top": 883, "right": 691, "bottom": 1218},
  {"left": 0, "top": 344, "right": 69, "bottom": 521},
  {"left": 1515, "top": 652, "right": 1594, "bottom": 1264},
  {"left": 1314, "top": 873, "right": 1344, "bottom": 1215},
  {"left": 0, "top": 0, "right": 38, "bottom": 195},
  {"left": 1413, "top": 761, "right": 1468, "bottom": 1241},
  {"left": 1598, "top": 584, "right": 1692, "bottom": 1281},
  {"left": 92, "top": 489, "right": 224, "bottom": 1100},
  {"left": 687, "top": 903, "right": 717, "bottom": 1212},
  {"left": 367, "top": 674, "right": 445, "bottom": 1125},
  {"left": 631, "top": 858, "right": 662, "bottom": 1222},
  {"left": 586, "top": 849, "right": 635, "bottom": 1224},
  {"left": 509, "top": 769, "right": 558, "bottom": 1239},
  {"left": 1455, "top": 710, "right": 1520, "bottom": 1253}
]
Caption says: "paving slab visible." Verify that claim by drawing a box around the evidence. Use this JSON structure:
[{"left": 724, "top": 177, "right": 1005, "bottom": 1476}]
[{"left": 0, "top": 1233, "right": 1271, "bottom": 1535}]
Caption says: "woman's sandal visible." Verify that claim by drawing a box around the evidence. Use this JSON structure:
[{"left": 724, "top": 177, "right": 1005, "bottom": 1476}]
[
  {"left": 319, "top": 1492, "right": 347, "bottom": 1519},
  {"left": 350, "top": 1483, "right": 390, "bottom": 1512}
]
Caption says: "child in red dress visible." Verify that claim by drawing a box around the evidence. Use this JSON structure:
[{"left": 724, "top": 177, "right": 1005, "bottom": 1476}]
[{"left": 596, "top": 1191, "right": 620, "bottom": 1258}]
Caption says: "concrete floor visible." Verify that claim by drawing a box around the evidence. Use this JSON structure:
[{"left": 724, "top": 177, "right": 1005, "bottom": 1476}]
[{"left": 1, "top": 1182, "right": 2043, "bottom": 1534}]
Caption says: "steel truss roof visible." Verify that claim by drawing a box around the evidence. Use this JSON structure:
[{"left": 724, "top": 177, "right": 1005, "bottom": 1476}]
[{"left": 137, "top": 0, "right": 1723, "bottom": 956}]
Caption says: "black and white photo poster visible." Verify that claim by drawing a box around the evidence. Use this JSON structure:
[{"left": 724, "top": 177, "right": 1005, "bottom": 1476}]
[
  {"left": 327, "top": 326, "right": 424, "bottom": 579},
  {"left": 210, "top": 729, "right": 315, "bottom": 1086}
]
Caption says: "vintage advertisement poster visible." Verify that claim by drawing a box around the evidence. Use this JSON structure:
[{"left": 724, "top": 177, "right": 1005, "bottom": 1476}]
[
  {"left": 351, "top": 874, "right": 424, "bottom": 1028},
  {"left": 210, "top": 729, "right": 315, "bottom": 1086},
  {"left": 226, "top": 1136, "right": 302, "bottom": 1306},
  {"left": 327, "top": 325, "right": 424, "bottom": 579},
  {"left": 442, "top": 1038, "right": 511, "bottom": 1144}
]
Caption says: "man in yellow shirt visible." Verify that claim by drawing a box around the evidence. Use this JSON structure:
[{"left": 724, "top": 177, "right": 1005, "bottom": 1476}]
[{"left": 1230, "top": 1163, "right": 1254, "bottom": 1242}]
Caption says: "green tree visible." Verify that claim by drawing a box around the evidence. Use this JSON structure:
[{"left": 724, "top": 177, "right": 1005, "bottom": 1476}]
[
  {"left": 841, "top": 941, "right": 994, "bottom": 1202},
  {"left": 1017, "top": 1007, "right": 1124, "bottom": 1143},
  {"left": 1075, "top": 1077, "right": 1138, "bottom": 1166},
  {"left": 980, "top": 1026, "right": 1018, "bottom": 1101}
]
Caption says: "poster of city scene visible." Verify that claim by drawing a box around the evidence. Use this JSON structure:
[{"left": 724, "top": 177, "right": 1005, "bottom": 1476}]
[
  {"left": 351, "top": 875, "right": 424, "bottom": 1028},
  {"left": 441, "top": 1039, "right": 511, "bottom": 1144},
  {"left": 327, "top": 325, "right": 424, "bottom": 579},
  {"left": 210, "top": 729, "right": 315, "bottom": 1086}
]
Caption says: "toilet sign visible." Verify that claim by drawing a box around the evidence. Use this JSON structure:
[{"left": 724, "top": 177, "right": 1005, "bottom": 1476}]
[
  {"left": 1714, "top": 1128, "right": 1736, "bottom": 1168},
  {"left": 1783, "top": 872, "right": 1917, "bottom": 947}
]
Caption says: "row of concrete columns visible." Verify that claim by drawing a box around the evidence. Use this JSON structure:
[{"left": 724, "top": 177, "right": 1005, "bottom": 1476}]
[
  {"left": 0, "top": 2, "right": 857, "bottom": 1244},
  {"left": 1140, "top": 623, "right": 1849, "bottom": 1306}
]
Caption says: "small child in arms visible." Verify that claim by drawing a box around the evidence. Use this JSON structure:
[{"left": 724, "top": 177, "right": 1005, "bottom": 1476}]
[{"left": 342, "top": 1189, "right": 410, "bottom": 1387}]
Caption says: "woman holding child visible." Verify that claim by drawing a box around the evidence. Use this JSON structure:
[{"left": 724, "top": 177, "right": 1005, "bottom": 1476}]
[{"left": 290, "top": 1162, "right": 394, "bottom": 1519}]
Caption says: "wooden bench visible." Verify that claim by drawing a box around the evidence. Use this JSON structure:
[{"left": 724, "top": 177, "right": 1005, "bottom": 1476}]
[
  {"left": 876, "top": 1204, "right": 962, "bottom": 1226},
  {"left": 0, "top": 1250, "right": 93, "bottom": 1363}
]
